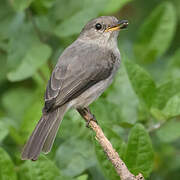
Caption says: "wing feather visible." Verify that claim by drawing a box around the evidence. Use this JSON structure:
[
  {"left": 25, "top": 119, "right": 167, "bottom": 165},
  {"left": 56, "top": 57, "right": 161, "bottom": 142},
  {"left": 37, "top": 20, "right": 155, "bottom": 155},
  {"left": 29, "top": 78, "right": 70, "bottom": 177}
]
[{"left": 44, "top": 41, "right": 116, "bottom": 111}]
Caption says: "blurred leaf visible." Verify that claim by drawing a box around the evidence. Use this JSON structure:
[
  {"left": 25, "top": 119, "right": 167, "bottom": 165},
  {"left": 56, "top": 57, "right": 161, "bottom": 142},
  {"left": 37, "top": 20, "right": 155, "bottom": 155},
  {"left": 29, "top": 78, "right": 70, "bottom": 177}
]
[
  {"left": 0, "top": 0, "right": 15, "bottom": 40},
  {"left": 0, "top": 120, "right": 8, "bottom": 142},
  {"left": 7, "top": 12, "right": 26, "bottom": 37},
  {"left": 31, "top": 0, "right": 55, "bottom": 14},
  {"left": 105, "top": 63, "right": 138, "bottom": 125},
  {"left": 134, "top": 2, "right": 176, "bottom": 63},
  {"left": 163, "top": 93, "right": 180, "bottom": 119},
  {"left": 168, "top": 48, "right": 180, "bottom": 68},
  {"left": 0, "top": 147, "right": 17, "bottom": 180},
  {"left": 88, "top": 166, "right": 107, "bottom": 180},
  {"left": 153, "top": 79, "right": 180, "bottom": 110},
  {"left": 150, "top": 108, "right": 167, "bottom": 121},
  {"left": 2, "top": 88, "right": 34, "bottom": 123},
  {"left": 92, "top": 99, "right": 127, "bottom": 126},
  {"left": 95, "top": 127, "right": 126, "bottom": 180},
  {"left": 75, "top": 174, "right": 88, "bottom": 180},
  {"left": 54, "top": 9, "right": 96, "bottom": 38},
  {"left": 0, "top": 53, "right": 8, "bottom": 83},
  {"left": 125, "top": 124, "right": 154, "bottom": 178},
  {"left": 56, "top": 137, "right": 95, "bottom": 177},
  {"left": 103, "top": 0, "right": 132, "bottom": 14},
  {"left": 19, "top": 155, "right": 62, "bottom": 180},
  {"left": 11, "top": 0, "right": 33, "bottom": 12},
  {"left": 20, "top": 96, "right": 43, "bottom": 143},
  {"left": 52, "top": 0, "right": 85, "bottom": 21},
  {"left": 59, "top": 109, "right": 86, "bottom": 140},
  {"left": 124, "top": 60, "right": 156, "bottom": 108},
  {"left": 9, "top": 126, "right": 25, "bottom": 145},
  {"left": 54, "top": 0, "right": 107, "bottom": 37},
  {"left": 167, "top": 49, "right": 180, "bottom": 79},
  {"left": 6, "top": 22, "right": 37, "bottom": 69},
  {"left": 137, "top": 103, "right": 151, "bottom": 123},
  {"left": 7, "top": 42, "right": 52, "bottom": 82},
  {"left": 35, "top": 15, "right": 56, "bottom": 34},
  {"left": 156, "top": 120, "right": 180, "bottom": 143}
]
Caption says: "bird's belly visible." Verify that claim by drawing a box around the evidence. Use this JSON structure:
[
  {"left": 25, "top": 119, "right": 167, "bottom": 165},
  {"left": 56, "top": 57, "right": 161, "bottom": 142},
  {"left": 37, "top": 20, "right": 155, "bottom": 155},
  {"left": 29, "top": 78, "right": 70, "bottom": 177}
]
[{"left": 69, "top": 75, "right": 113, "bottom": 109}]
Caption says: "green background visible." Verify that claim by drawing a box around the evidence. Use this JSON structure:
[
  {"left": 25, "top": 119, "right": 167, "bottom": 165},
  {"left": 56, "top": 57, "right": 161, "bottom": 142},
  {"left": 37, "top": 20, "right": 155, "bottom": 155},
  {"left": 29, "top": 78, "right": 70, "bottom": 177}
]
[{"left": 0, "top": 0, "right": 180, "bottom": 179}]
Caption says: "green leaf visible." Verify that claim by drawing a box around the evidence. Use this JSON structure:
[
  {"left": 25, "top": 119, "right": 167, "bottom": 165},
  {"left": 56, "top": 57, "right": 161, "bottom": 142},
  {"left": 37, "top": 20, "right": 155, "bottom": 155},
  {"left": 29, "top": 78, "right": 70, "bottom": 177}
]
[
  {"left": 174, "top": 0, "right": 180, "bottom": 21},
  {"left": 54, "top": 0, "right": 106, "bottom": 37},
  {"left": 20, "top": 97, "right": 43, "bottom": 143},
  {"left": 7, "top": 42, "right": 52, "bottom": 82},
  {"left": 0, "top": 53, "right": 8, "bottom": 83},
  {"left": 19, "top": 155, "right": 62, "bottom": 180},
  {"left": 56, "top": 137, "right": 95, "bottom": 177},
  {"left": 52, "top": 0, "right": 85, "bottom": 21},
  {"left": 168, "top": 48, "right": 180, "bottom": 68},
  {"left": 124, "top": 60, "right": 156, "bottom": 108},
  {"left": 6, "top": 21, "right": 37, "bottom": 69},
  {"left": 150, "top": 108, "right": 167, "bottom": 121},
  {"left": 105, "top": 63, "right": 138, "bottom": 125},
  {"left": 156, "top": 120, "right": 180, "bottom": 143},
  {"left": 31, "top": 0, "right": 55, "bottom": 14},
  {"left": 0, "top": 0, "right": 15, "bottom": 40},
  {"left": 134, "top": 2, "right": 176, "bottom": 63},
  {"left": 75, "top": 174, "right": 88, "bottom": 180},
  {"left": 167, "top": 49, "right": 180, "bottom": 79},
  {"left": 153, "top": 79, "right": 180, "bottom": 110},
  {"left": 54, "top": 9, "right": 97, "bottom": 38},
  {"left": 103, "top": 0, "right": 132, "bottom": 14},
  {"left": 95, "top": 127, "right": 126, "bottom": 180},
  {"left": 163, "top": 93, "right": 180, "bottom": 119},
  {"left": 11, "top": 0, "right": 33, "bottom": 12},
  {"left": 0, "top": 147, "right": 17, "bottom": 180},
  {"left": 92, "top": 98, "right": 135, "bottom": 127},
  {"left": 125, "top": 124, "right": 154, "bottom": 178},
  {"left": 0, "top": 120, "right": 8, "bottom": 142},
  {"left": 2, "top": 88, "right": 34, "bottom": 123}
]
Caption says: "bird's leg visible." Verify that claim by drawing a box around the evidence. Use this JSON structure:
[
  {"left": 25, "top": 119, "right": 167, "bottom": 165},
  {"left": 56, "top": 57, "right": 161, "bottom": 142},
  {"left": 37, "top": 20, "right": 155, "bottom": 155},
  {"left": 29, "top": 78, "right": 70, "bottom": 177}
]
[
  {"left": 84, "top": 107, "right": 98, "bottom": 127},
  {"left": 77, "top": 107, "right": 98, "bottom": 128}
]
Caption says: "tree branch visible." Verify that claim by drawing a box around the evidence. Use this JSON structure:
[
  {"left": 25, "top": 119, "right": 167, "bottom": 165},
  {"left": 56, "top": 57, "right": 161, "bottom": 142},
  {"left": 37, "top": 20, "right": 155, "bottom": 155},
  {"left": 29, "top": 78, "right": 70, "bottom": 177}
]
[{"left": 77, "top": 108, "right": 144, "bottom": 180}]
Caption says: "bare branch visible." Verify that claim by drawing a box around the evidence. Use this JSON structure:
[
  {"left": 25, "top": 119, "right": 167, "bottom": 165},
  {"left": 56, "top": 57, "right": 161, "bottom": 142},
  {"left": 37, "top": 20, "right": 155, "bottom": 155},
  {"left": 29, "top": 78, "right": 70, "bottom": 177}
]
[{"left": 77, "top": 108, "right": 145, "bottom": 180}]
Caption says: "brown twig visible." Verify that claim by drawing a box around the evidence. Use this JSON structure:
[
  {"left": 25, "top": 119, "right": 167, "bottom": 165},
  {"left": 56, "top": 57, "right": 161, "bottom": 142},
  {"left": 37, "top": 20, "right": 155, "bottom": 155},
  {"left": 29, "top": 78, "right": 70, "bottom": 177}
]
[{"left": 77, "top": 108, "right": 145, "bottom": 180}]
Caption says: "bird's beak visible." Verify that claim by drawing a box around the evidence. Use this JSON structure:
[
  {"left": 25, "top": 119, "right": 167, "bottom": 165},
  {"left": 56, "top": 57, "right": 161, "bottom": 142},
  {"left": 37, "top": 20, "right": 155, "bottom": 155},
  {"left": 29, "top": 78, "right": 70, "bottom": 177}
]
[{"left": 105, "top": 20, "right": 128, "bottom": 32}]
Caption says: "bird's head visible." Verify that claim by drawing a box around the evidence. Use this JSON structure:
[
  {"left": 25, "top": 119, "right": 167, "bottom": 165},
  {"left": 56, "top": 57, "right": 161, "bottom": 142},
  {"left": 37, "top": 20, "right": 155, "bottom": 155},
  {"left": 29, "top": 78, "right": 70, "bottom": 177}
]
[{"left": 79, "top": 16, "right": 128, "bottom": 45}]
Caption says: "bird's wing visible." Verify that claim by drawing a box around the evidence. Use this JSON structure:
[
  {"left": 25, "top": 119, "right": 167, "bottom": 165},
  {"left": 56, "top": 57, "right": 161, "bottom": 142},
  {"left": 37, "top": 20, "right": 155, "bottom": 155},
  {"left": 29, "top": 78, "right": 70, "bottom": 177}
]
[{"left": 44, "top": 42, "right": 116, "bottom": 111}]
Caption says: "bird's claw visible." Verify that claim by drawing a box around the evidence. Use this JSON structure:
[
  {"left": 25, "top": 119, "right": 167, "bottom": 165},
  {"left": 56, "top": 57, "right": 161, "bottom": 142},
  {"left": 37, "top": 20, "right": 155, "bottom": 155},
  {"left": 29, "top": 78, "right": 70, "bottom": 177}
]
[{"left": 86, "top": 115, "right": 98, "bottom": 128}]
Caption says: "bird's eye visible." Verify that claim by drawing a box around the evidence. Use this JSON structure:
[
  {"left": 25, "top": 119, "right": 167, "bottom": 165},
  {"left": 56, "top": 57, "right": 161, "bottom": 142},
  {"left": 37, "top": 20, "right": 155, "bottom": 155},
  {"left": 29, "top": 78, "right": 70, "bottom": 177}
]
[{"left": 95, "top": 23, "right": 102, "bottom": 30}]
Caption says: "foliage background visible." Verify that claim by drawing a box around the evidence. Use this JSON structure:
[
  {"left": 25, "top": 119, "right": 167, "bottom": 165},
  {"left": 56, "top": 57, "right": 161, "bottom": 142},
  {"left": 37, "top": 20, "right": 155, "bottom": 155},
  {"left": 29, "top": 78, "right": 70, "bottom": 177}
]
[{"left": 0, "top": 0, "right": 180, "bottom": 179}]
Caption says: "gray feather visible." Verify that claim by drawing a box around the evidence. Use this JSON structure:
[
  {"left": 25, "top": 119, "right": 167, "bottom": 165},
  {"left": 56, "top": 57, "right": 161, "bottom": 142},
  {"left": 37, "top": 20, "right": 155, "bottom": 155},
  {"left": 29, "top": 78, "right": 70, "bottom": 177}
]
[
  {"left": 44, "top": 41, "right": 115, "bottom": 112},
  {"left": 22, "top": 16, "right": 122, "bottom": 160},
  {"left": 42, "top": 104, "right": 68, "bottom": 153},
  {"left": 21, "top": 104, "right": 68, "bottom": 160}
]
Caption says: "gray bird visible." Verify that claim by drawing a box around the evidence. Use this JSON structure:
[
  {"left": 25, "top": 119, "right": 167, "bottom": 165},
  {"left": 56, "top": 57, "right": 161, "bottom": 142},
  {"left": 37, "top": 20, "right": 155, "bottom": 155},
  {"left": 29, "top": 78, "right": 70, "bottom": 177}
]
[{"left": 21, "top": 16, "right": 128, "bottom": 160}]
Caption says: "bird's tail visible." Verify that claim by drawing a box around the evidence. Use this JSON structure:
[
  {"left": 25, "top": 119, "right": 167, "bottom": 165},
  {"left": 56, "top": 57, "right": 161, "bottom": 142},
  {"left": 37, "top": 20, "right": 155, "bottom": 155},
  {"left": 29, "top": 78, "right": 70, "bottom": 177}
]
[{"left": 21, "top": 104, "right": 68, "bottom": 161}]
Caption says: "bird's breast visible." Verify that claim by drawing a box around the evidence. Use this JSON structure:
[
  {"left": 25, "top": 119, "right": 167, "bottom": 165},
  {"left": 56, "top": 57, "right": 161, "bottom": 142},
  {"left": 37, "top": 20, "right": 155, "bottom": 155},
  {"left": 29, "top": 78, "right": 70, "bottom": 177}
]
[{"left": 69, "top": 60, "right": 120, "bottom": 109}]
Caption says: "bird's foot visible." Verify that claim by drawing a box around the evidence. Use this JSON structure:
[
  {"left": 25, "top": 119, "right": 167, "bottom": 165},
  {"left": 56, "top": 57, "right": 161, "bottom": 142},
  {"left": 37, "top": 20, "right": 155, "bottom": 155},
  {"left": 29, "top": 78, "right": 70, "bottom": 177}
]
[
  {"left": 77, "top": 107, "right": 98, "bottom": 128},
  {"left": 86, "top": 114, "right": 98, "bottom": 128}
]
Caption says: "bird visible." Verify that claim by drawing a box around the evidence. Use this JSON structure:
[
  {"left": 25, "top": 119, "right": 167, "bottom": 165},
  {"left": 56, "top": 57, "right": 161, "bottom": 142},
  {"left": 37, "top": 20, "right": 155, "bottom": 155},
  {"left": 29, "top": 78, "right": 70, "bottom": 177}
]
[{"left": 21, "top": 16, "right": 128, "bottom": 161}]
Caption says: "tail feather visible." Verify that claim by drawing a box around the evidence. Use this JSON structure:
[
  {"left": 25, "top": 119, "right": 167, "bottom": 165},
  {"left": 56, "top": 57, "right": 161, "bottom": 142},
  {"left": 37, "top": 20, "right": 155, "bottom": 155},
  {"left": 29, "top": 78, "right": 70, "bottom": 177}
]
[
  {"left": 42, "top": 117, "right": 61, "bottom": 154},
  {"left": 21, "top": 104, "right": 67, "bottom": 160},
  {"left": 42, "top": 105, "right": 68, "bottom": 153}
]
